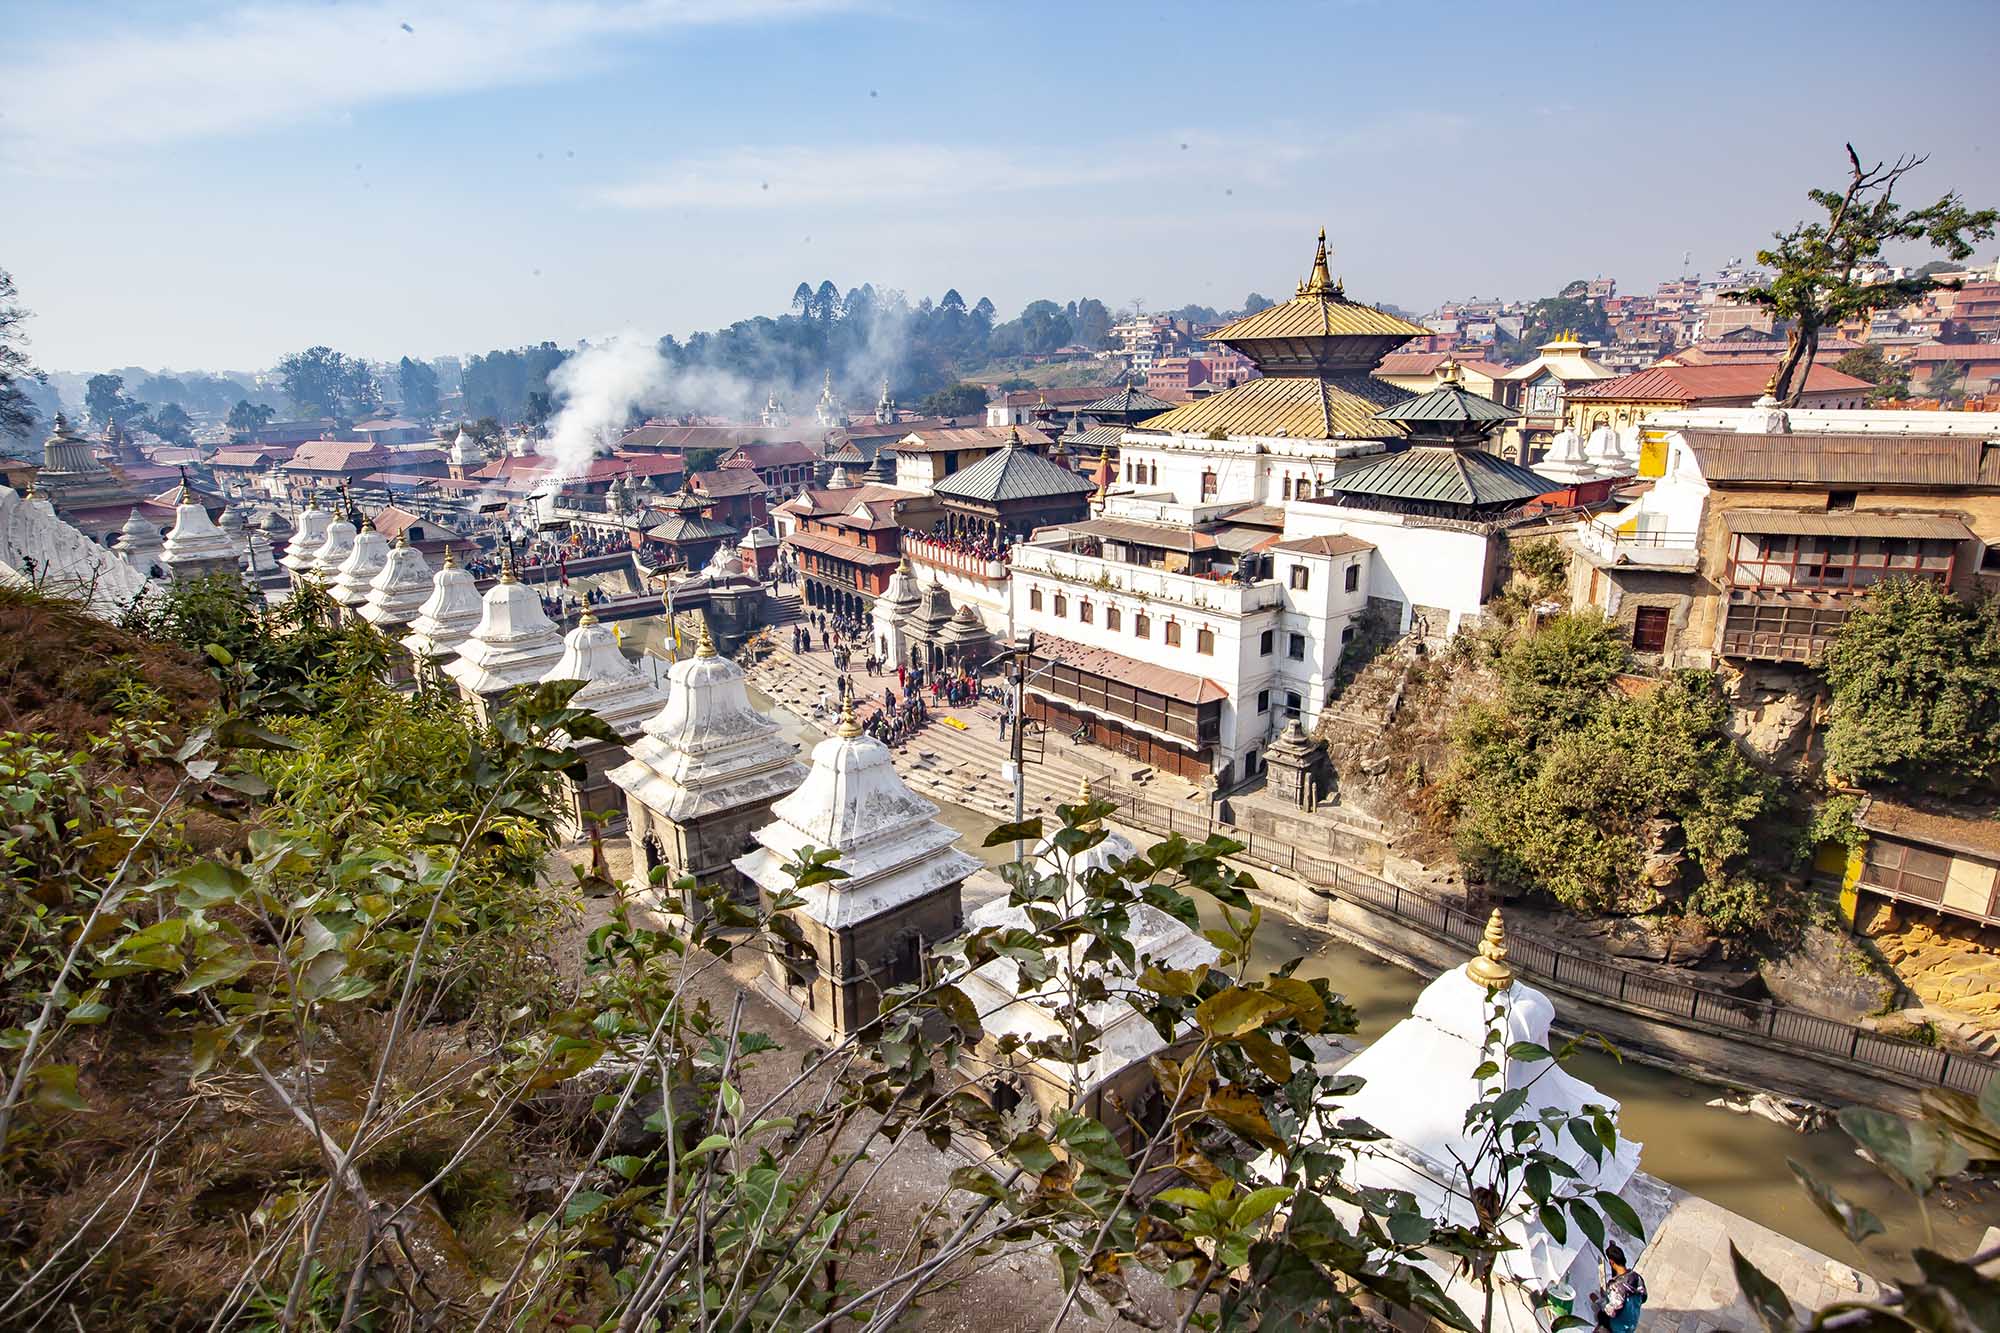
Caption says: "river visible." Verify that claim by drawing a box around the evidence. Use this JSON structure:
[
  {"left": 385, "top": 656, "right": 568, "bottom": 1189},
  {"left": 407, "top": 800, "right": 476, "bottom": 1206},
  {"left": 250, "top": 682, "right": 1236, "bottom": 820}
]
[{"left": 625, "top": 619, "right": 1985, "bottom": 1279}]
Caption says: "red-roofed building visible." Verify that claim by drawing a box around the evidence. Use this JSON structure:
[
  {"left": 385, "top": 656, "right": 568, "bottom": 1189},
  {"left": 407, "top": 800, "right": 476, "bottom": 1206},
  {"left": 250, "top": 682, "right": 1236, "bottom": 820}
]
[
  {"left": 718, "top": 440, "right": 818, "bottom": 494},
  {"left": 690, "top": 468, "right": 770, "bottom": 530},
  {"left": 1564, "top": 362, "right": 1871, "bottom": 432},
  {"left": 1908, "top": 343, "right": 2000, "bottom": 395}
]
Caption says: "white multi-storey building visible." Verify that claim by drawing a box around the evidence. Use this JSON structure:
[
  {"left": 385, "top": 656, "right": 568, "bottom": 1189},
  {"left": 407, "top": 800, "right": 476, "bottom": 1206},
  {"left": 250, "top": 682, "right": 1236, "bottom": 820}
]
[{"left": 1009, "top": 492, "right": 1373, "bottom": 784}]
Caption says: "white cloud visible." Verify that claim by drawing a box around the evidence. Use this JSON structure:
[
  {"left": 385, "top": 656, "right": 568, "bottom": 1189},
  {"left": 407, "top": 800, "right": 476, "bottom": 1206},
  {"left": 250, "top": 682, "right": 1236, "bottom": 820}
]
[
  {"left": 590, "top": 111, "right": 1476, "bottom": 213},
  {"left": 0, "top": 0, "right": 851, "bottom": 162},
  {"left": 593, "top": 142, "right": 1156, "bottom": 211}
]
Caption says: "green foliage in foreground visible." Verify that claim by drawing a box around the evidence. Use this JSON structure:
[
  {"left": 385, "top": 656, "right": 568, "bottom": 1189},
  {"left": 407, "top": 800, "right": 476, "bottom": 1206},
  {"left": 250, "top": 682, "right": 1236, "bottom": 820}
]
[
  {"left": 1443, "top": 613, "right": 1777, "bottom": 930},
  {"left": 1822, "top": 579, "right": 2000, "bottom": 798},
  {"left": 1, "top": 583, "right": 1993, "bottom": 1330}
]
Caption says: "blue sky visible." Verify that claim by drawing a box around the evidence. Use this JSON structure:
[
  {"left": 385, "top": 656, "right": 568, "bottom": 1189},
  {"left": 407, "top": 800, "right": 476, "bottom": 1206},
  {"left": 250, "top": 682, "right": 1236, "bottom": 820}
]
[{"left": 5, "top": 0, "right": 1997, "bottom": 372}]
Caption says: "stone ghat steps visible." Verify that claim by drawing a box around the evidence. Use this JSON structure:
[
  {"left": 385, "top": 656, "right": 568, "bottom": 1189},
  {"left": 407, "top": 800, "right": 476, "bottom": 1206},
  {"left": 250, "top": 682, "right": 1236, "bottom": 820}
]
[{"left": 741, "top": 647, "right": 1115, "bottom": 825}]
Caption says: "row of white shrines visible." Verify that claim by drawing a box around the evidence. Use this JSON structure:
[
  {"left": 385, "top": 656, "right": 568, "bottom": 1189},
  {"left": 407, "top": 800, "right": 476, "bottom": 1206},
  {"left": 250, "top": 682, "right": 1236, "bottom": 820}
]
[{"left": 4, "top": 481, "right": 1651, "bottom": 1328}]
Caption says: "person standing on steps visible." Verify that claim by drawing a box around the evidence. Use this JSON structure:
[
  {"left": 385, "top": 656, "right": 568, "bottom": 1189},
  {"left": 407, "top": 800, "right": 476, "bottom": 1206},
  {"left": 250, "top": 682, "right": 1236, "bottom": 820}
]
[{"left": 1591, "top": 1245, "right": 1646, "bottom": 1333}]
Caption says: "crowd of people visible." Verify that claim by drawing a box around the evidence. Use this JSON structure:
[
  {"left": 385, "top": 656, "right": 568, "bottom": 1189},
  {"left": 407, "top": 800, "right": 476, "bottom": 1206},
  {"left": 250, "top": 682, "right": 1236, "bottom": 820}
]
[
  {"left": 790, "top": 606, "right": 1004, "bottom": 751},
  {"left": 919, "top": 524, "right": 1013, "bottom": 564}
]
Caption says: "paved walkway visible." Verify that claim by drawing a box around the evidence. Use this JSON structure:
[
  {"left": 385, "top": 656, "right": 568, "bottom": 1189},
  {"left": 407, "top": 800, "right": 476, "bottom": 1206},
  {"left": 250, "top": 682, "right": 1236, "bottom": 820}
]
[{"left": 1634, "top": 1186, "right": 1877, "bottom": 1331}]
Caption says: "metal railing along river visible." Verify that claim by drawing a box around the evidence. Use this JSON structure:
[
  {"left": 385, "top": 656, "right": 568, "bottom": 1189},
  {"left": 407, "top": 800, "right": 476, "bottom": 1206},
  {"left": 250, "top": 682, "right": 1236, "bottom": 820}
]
[{"left": 1102, "top": 788, "right": 1999, "bottom": 1098}]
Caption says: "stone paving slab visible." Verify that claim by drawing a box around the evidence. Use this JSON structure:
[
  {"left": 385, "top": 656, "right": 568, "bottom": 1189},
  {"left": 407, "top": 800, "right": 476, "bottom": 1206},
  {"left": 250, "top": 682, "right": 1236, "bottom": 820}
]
[{"left": 1633, "top": 1187, "right": 1876, "bottom": 1332}]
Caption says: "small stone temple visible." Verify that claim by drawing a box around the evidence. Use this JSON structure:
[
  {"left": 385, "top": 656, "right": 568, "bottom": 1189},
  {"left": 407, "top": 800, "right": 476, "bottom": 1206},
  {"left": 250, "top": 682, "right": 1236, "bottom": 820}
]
[
  {"left": 115, "top": 508, "right": 166, "bottom": 578},
  {"left": 305, "top": 505, "right": 358, "bottom": 588},
  {"left": 444, "top": 558, "right": 566, "bottom": 725},
  {"left": 869, "top": 555, "right": 921, "bottom": 668},
  {"left": 400, "top": 548, "right": 483, "bottom": 686},
  {"left": 358, "top": 535, "right": 433, "bottom": 684},
  {"left": 1263, "top": 718, "right": 1334, "bottom": 811},
  {"left": 608, "top": 621, "right": 805, "bottom": 916},
  {"left": 327, "top": 520, "right": 390, "bottom": 619},
  {"left": 957, "top": 778, "right": 1217, "bottom": 1145},
  {"left": 1328, "top": 912, "right": 1644, "bottom": 1329},
  {"left": 734, "top": 702, "right": 978, "bottom": 1043},
  {"left": 280, "top": 500, "right": 332, "bottom": 589},
  {"left": 161, "top": 480, "right": 242, "bottom": 582},
  {"left": 538, "top": 608, "right": 669, "bottom": 839}
]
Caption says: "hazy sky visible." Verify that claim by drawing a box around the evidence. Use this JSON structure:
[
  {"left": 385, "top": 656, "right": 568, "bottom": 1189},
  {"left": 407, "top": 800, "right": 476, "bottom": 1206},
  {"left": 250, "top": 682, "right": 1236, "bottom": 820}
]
[{"left": 6, "top": 0, "right": 1998, "bottom": 373}]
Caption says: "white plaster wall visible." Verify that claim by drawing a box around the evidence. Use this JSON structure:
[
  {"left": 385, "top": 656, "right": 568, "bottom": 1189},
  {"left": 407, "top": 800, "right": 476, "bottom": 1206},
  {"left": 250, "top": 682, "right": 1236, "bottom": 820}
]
[{"left": 1281, "top": 503, "right": 1495, "bottom": 635}]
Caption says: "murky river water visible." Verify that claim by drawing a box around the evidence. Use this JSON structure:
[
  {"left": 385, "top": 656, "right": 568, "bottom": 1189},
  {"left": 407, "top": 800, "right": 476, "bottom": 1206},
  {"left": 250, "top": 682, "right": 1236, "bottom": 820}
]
[{"left": 626, "top": 618, "right": 1988, "bottom": 1279}]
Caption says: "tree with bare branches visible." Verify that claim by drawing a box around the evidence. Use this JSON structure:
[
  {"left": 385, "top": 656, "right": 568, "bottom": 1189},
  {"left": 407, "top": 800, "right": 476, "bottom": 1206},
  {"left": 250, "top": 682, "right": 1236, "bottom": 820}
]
[{"left": 1732, "top": 145, "right": 1995, "bottom": 405}]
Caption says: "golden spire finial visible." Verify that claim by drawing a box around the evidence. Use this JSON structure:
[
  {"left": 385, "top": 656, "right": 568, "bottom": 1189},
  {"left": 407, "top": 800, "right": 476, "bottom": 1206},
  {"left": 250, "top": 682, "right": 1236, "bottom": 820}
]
[
  {"left": 1764, "top": 371, "right": 1779, "bottom": 397},
  {"left": 1304, "top": 227, "right": 1336, "bottom": 297},
  {"left": 395, "top": 529, "right": 409, "bottom": 549},
  {"left": 695, "top": 619, "right": 717, "bottom": 657},
  {"left": 1439, "top": 356, "right": 1463, "bottom": 386},
  {"left": 836, "top": 698, "right": 861, "bottom": 739},
  {"left": 578, "top": 605, "right": 599, "bottom": 626},
  {"left": 498, "top": 547, "right": 517, "bottom": 584},
  {"left": 898, "top": 553, "right": 912, "bottom": 575},
  {"left": 442, "top": 544, "right": 457, "bottom": 569},
  {"left": 1076, "top": 773, "right": 1103, "bottom": 830},
  {"left": 1006, "top": 424, "right": 1023, "bottom": 448},
  {"left": 1465, "top": 908, "right": 1515, "bottom": 989}
]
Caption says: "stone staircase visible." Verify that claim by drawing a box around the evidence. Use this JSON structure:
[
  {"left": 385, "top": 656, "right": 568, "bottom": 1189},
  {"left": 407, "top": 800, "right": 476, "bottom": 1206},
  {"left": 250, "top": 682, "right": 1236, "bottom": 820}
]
[{"left": 1316, "top": 638, "right": 1416, "bottom": 743}]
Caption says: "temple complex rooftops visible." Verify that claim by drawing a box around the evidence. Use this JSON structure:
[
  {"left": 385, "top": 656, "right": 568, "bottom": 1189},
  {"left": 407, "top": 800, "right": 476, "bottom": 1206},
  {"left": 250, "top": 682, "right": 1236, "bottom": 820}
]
[{"left": 1134, "top": 372, "right": 1413, "bottom": 441}]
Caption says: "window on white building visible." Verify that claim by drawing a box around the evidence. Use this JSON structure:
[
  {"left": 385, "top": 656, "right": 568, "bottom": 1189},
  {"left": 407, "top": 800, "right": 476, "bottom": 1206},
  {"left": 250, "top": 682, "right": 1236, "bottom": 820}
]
[
  {"left": 1289, "top": 565, "right": 1309, "bottom": 591},
  {"left": 1053, "top": 592, "right": 1067, "bottom": 616},
  {"left": 1079, "top": 599, "right": 1093, "bottom": 625},
  {"left": 1029, "top": 587, "right": 1042, "bottom": 611},
  {"left": 1164, "top": 621, "right": 1181, "bottom": 647},
  {"left": 1105, "top": 605, "right": 1122, "bottom": 631},
  {"left": 1134, "top": 612, "right": 1150, "bottom": 638},
  {"left": 1344, "top": 564, "right": 1360, "bottom": 592},
  {"left": 1257, "top": 689, "right": 1270, "bottom": 712},
  {"left": 1287, "top": 633, "right": 1305, "bottom": 660},
  {"left": 1260, "top": 629, "right": 1273, "bottom": 655},
  {"left": 1285, "top": 691, "right": 1302, "bottom": 717},
  {"left": 1196, "top": 626, "right": 1214, "bottom": 654}
]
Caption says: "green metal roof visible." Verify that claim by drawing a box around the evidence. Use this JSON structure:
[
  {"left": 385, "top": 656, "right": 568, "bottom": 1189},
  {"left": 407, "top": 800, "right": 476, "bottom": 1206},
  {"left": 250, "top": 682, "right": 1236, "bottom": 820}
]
[
  {"left": 1372, "top": 382, "right": 1515, "bottom": 426},
  {"left": 1082, "top": 385, "right": 1175, "bottom": 416},
  {"left": 932, "top": 441, "right": 1095, "bottom": 504},
  {"left": 1323, "top": 446, "right": 1553, "bottom": 509}
]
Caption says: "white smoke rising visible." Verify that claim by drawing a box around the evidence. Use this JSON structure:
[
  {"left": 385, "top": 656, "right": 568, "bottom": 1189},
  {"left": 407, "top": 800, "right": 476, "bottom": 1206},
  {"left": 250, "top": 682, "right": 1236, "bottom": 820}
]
[{"left": 537, "top": 333, "right": 675, "bottom": 487}]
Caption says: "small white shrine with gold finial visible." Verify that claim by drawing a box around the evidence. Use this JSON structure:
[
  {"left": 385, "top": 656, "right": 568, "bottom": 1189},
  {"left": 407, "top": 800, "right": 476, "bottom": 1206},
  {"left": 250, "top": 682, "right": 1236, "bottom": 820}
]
[
  {"left": 956, "top": 776, "right": 1218, "bottom": 1139},
  {"left": 537, "top": 607, "right": 670, "bottom": 838},
  {"left": 443, "top": 554, "right": 566, "bottom": 724},
  {"left": 281, "top": 499, "right": 332, "bottom": 584},
  {"left": 1325, "top": 910, "right": 1644, "bottom": 1330},
  {"left": 306, "top": 506, "right": 357, "bottom": 586},
  {"left": 327, "top": 519, "right": 390, "bottom": 615},
  {"left": 161, "top": 477, "right": 242, "bottom": 581},
  {"left": 358, "top": 534, "right": 434, "bottom": 674},
  {"left": 400, "top": 546, "right": 482, "bottom": 685},
  {"left": 734, "top": 698, "right": 977, "bottom": 1043},
  {"left": 608, "top": 619, "right": 805, "bottom": 914}
]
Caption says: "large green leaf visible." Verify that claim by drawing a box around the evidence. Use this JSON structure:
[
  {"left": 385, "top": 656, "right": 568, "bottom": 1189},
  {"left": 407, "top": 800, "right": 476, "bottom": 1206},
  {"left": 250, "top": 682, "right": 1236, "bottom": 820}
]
[
  {"left": 1194, "top": 987, "right": 1287, "bottom": 1039},
  {"left": 1785, "top": 1159, "right": 1883, "bottom": 1246},
  {"left": 1728, "top": 1243, "right": 1795, "bottom": 1333},
  {"left": 1837, "top": 1106, "right": 1970, "bottom": 1194}
]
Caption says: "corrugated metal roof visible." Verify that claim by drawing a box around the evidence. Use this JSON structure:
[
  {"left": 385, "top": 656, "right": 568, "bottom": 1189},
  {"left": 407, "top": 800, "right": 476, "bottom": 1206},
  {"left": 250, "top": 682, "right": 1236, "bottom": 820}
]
[
  {"left": 1687, "top": 431, "right": 2000, "bottom": 486},
  {"left": 1063, "top": 518, "right": 1218, "bottom": 552},
  {"left": 645, "top": 513, "right": 737, "bottom": 543},
  {"left": 1324, "top": 446, "right": 1554, "bottom": 508},
  {"left": 1858, "top": 795, "right": 2000, "bottom": 860},
  {"left": 1568, "top": 363, "right": 1870, "bottom": 402},
  {"left": 1270, "top": 534, "right": 1375, "bottom": 556},
  {"left": 1721, "top": 508, "right": 1974, "bottom": 540},
  {"left": 1133, "top": 373, "right": 1412, "bottom": 440},
  {"left": 931, "top": 442, "right": 1095, "bottom": 504},
  {"left": 782, "top": 530, "right": 899, "bottom": 567},
  {"left": 1082, "top": 386, "right": 1175, "bottom": 415},
  {"left": 886, "top": 425, "right": 1053, "bottom": 454},
  {"left": 1028, "top": 633, "right": 1228, "bottom": 705},
  {"left": 1059, "top": 424, "right": 1126, "bottom": 452},
  {"left": 1207, "top": 293, "right": 1430, "bottom": 343},
  {"left": 1373, "top": 383, "right": 1515, "bottom": 425}
]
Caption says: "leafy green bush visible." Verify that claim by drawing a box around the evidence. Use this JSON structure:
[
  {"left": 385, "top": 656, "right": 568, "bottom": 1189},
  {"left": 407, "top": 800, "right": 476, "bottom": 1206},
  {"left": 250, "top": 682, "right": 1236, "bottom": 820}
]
[
  {"left": 1509, "top": 537, "right": 1569, "bottom": 595},
  {"left": 1444, "top": 615, "right": 1774, "bottom": 923},
  {"left": 1822, "top": 578, "right": 2000, "bottom": 797}
]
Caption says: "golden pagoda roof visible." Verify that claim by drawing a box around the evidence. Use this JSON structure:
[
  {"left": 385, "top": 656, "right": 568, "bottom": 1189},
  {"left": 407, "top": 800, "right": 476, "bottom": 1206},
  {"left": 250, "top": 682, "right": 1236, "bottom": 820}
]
[
  {"left": 1207, "top": 230, "right": 1430, "bottom": 344},
  {"left": 1134, "top": 372, "right": 1413, "bottom": 441}
]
